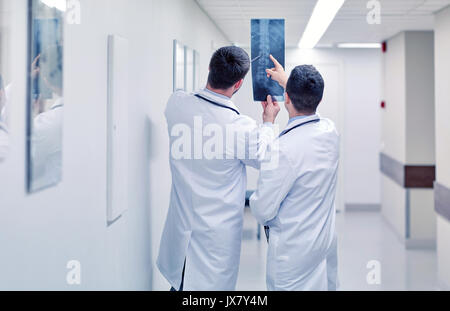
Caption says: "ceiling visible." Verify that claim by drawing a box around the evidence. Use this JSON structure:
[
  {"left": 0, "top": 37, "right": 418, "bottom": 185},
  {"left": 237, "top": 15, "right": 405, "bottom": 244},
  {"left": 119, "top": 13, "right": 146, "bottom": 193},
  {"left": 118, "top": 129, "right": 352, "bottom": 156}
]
[{"left": 196, "top": 0, "right": 450, "bottom": 47}]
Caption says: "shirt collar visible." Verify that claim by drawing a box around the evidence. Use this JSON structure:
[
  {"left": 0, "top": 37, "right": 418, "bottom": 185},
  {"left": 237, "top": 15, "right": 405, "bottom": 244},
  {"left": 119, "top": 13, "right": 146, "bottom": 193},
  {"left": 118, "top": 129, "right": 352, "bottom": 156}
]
[
  {"left": 196, "top": 88, "right": 240, "bottom": 114},
  {"left": 203, "top": 88, "right": 232, "bottom": 101},
  {"left": 288, "top": 115, "right": 309, "bottom": 124}
]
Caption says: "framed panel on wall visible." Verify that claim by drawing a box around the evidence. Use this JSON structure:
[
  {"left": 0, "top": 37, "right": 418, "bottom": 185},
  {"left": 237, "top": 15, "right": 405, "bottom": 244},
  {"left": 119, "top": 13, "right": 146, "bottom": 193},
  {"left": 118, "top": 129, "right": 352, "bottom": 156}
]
[
  {"left": 26, "top": 0, "right": 65, "bottom": 192},
  {"left": 193, "top": 50, "right": 200, "bottom": 91},
  {"left": 185, "top": 47, "right": 194, "bottom": 92},
  {"left": 173, "top": 40, "right": 200, "bottom": 93},
  {"left": 173, "top": 40, "right": 185, "bottom": 92}
]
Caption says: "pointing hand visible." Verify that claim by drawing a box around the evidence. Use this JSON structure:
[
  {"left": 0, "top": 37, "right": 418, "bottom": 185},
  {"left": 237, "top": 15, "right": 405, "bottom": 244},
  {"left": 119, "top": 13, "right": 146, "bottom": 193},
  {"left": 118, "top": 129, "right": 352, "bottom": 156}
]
[{"left": 266, "top": 54, "right": 288, "bottom": 89}]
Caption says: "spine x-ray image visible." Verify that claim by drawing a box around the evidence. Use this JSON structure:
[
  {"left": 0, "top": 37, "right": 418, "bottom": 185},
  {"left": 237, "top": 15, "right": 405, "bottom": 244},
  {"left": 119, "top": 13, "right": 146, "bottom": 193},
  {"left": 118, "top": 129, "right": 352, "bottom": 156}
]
[{"left": 251, "top": 19, "right": 285, "bottom": 102}]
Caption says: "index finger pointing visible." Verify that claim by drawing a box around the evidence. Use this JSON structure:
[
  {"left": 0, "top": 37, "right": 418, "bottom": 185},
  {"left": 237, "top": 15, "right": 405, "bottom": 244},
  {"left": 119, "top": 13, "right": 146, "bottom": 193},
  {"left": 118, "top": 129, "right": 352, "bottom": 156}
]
[{"left": 269, "top": 54, "right": 282, "bottom": 68}]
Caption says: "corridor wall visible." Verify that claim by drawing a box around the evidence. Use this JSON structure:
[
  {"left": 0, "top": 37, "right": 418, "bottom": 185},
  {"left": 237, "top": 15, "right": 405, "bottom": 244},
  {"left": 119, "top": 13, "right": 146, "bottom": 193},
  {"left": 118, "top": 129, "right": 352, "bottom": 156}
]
[
  {"left": 380, "top": 31, "right": 436, "bottom": 248},
  {"left": 0, "top": 0, "right": 229, "bottom": 290},
  {"left": 434, "top": 5, "right": 450, "bottom": 289}
]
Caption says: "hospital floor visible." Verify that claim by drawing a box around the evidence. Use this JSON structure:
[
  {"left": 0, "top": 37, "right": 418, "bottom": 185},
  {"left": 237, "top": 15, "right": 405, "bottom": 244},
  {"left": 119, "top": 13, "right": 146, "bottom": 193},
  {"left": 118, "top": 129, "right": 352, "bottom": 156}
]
[{"left": 236, "top": 209, "right": 440, "bottom": 291}]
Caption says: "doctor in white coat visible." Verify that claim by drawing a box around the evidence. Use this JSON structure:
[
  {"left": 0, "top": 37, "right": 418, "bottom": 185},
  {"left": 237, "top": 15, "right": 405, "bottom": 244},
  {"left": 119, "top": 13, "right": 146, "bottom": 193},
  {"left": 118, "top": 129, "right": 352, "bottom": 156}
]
[
  {"left": 157, "top": 47, "right": 280, "bottom": 291},
  {"left": 250, "top": 56, "right": 340, "bottom": 291}
]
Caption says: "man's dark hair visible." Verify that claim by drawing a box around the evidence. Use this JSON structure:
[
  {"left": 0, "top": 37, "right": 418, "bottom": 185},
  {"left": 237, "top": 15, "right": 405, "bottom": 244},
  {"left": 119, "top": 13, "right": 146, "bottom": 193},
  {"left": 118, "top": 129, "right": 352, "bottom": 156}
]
[
  {"left": 286, "top": 65, "right": 324, "bottom": 113},
  {"left": 208, "top": 46, "right": 250, "bottom": 90}
]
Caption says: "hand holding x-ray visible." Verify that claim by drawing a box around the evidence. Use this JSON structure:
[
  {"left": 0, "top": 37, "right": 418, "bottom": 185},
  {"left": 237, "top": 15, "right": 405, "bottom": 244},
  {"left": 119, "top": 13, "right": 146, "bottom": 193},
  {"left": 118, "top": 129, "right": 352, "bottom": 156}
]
[
  {"left": 266, "top": 54, "right": 289, "bottom": 89},
  {"left": 261, "top": 94, "right": 280, "bottom": 124},
  {"left": 256, "top": 95, "right": 280, "bottom": 161}
]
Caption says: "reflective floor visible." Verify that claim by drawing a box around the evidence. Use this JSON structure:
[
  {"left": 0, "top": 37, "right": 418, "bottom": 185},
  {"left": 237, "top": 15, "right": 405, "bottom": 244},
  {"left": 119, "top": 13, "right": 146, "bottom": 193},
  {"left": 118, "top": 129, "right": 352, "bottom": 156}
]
[{"left": 236, "top": 210, "right": 439, "bottom": 291}]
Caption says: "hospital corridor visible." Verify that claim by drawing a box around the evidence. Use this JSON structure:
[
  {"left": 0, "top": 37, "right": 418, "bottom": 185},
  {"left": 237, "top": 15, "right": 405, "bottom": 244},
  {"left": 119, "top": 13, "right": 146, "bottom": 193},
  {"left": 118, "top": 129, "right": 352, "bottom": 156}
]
[
  {"left": 1, "top": 0, "right": 450, "bottom": 295},
  {"left": 237, "top": 209, "right": 439, "bottom": 291}
]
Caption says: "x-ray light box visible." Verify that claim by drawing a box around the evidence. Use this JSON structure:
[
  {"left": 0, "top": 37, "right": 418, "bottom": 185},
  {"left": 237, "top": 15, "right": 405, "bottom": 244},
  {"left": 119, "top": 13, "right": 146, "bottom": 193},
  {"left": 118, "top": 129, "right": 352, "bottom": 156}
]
[{"left": 107, "top": 34, "right": 129, "bottom": 223}]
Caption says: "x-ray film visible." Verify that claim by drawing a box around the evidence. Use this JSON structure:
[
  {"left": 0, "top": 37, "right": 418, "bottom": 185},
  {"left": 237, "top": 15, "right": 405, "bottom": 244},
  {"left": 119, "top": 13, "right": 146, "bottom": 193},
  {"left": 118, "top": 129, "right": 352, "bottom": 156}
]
[{"left": 251, "top": 19, "right": 285, "bottom": 102}]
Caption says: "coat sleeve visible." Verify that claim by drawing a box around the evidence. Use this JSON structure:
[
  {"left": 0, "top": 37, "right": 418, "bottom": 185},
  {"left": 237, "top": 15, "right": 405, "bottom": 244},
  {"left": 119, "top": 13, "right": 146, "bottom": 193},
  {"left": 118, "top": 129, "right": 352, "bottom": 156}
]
[
  {"left": 250, "top": 149, "right": 297, "bottom": 225},
  {"left": 226, "top": 115, "right": 276, "bottom": 169}
]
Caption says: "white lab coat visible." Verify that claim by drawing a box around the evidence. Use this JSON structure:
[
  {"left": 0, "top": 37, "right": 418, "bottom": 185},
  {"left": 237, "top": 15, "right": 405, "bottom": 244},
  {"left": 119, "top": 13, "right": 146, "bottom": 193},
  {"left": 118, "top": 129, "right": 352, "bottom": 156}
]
[
  {"left": 250, "top": 115, "right": 340, "bottom": 291},
  {"left": 157, "top": 89, "right": 275, "bottom": 291}
]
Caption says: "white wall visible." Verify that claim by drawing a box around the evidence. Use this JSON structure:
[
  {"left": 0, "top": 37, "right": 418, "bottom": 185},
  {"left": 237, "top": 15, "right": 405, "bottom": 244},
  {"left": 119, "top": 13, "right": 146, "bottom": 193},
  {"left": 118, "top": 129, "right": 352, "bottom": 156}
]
[
  {"left": 434, "top": 5, "right": 450, "bottom": 288},
  {"left": 235, "top": 47, "right": 382, "bottom": 208},
  {"left": 0, "top": 0, "right": 228, "bottom": 290},
  {"left": 381, "top": 31, "right": 436, "bottom": 245},
  {"left": 381, "top": 33, "right": 406, "bottom": 163},
  {"left": 405, "top": 31, "right": 435, "bottom": 165},
  {"left": 405, "top": 32, "right": 436, "bottom": 243},
  {"left": 380, "top": 32, "right": 408, "bottom": 240}
]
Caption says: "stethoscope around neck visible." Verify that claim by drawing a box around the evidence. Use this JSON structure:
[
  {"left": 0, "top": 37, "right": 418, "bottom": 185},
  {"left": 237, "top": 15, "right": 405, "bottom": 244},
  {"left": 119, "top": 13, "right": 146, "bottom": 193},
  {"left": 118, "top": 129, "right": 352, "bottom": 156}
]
[
  {"left": 51, "top": 103, "right": 64, "bottom": 110},
  {"left": 279, "top": 117, "right": 320, "bottom": 137},
  {"left": 194, "top": 94, "right": 240, "bottom": 115}
]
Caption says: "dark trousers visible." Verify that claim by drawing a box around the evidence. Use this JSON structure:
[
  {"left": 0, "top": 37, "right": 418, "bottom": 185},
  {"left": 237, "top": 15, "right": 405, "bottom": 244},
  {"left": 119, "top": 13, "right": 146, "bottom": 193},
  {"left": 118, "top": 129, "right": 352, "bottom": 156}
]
[{"left": 170, "top": 260, "right": 186, "bottom": 292}]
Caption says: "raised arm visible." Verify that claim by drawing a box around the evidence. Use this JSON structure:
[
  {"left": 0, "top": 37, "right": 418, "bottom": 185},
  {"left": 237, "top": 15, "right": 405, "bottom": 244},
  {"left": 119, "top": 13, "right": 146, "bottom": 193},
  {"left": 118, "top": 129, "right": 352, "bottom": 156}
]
[
  {"left": 266, "top": 54, "right": 289, "bottom": 89},
  {"left": 228, "top": 95, "right": 280, "bottom": 169}
]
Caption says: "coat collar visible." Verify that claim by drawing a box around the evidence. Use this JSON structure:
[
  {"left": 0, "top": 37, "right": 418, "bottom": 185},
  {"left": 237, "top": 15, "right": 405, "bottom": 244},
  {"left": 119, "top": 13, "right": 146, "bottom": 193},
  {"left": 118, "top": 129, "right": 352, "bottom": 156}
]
[
  {"left": 50, "top": 97, "right": 64, "bottom": 110},
  {"left": 195, "top": 88, "right": 240, "bottom": 114},
  {"left": 281, "top": 114, "right": 321, "bottom": 135}
]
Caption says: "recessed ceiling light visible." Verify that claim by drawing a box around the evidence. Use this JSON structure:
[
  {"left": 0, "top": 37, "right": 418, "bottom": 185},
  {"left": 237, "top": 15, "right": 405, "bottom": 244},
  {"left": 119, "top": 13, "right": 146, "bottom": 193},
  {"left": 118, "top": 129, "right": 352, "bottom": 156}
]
[
  {"left": 299, "top": 0, "right": 346, "bottom": 49},
  {"left": 337, "top": 43, "right": 382, "bottom": 49}
]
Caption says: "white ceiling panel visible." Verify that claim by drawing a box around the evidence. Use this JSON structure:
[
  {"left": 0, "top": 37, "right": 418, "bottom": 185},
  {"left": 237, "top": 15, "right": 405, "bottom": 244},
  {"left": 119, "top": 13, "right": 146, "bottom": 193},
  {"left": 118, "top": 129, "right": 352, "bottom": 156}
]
[{"left": 196, "top": 0, "right": 450, "bottom": 47}]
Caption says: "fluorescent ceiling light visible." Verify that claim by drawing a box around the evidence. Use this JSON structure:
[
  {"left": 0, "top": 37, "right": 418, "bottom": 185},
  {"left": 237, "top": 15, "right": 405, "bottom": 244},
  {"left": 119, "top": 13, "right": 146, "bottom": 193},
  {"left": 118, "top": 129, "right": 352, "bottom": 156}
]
[
  {"left": 299, "top": 0, "right": 346, "bottom": 49},
  {"left": 337, "top": 43, "right": 382, "bottom": 49},
  {"left": 41, "top": 0, "right": 67, "bottom": 11}
]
